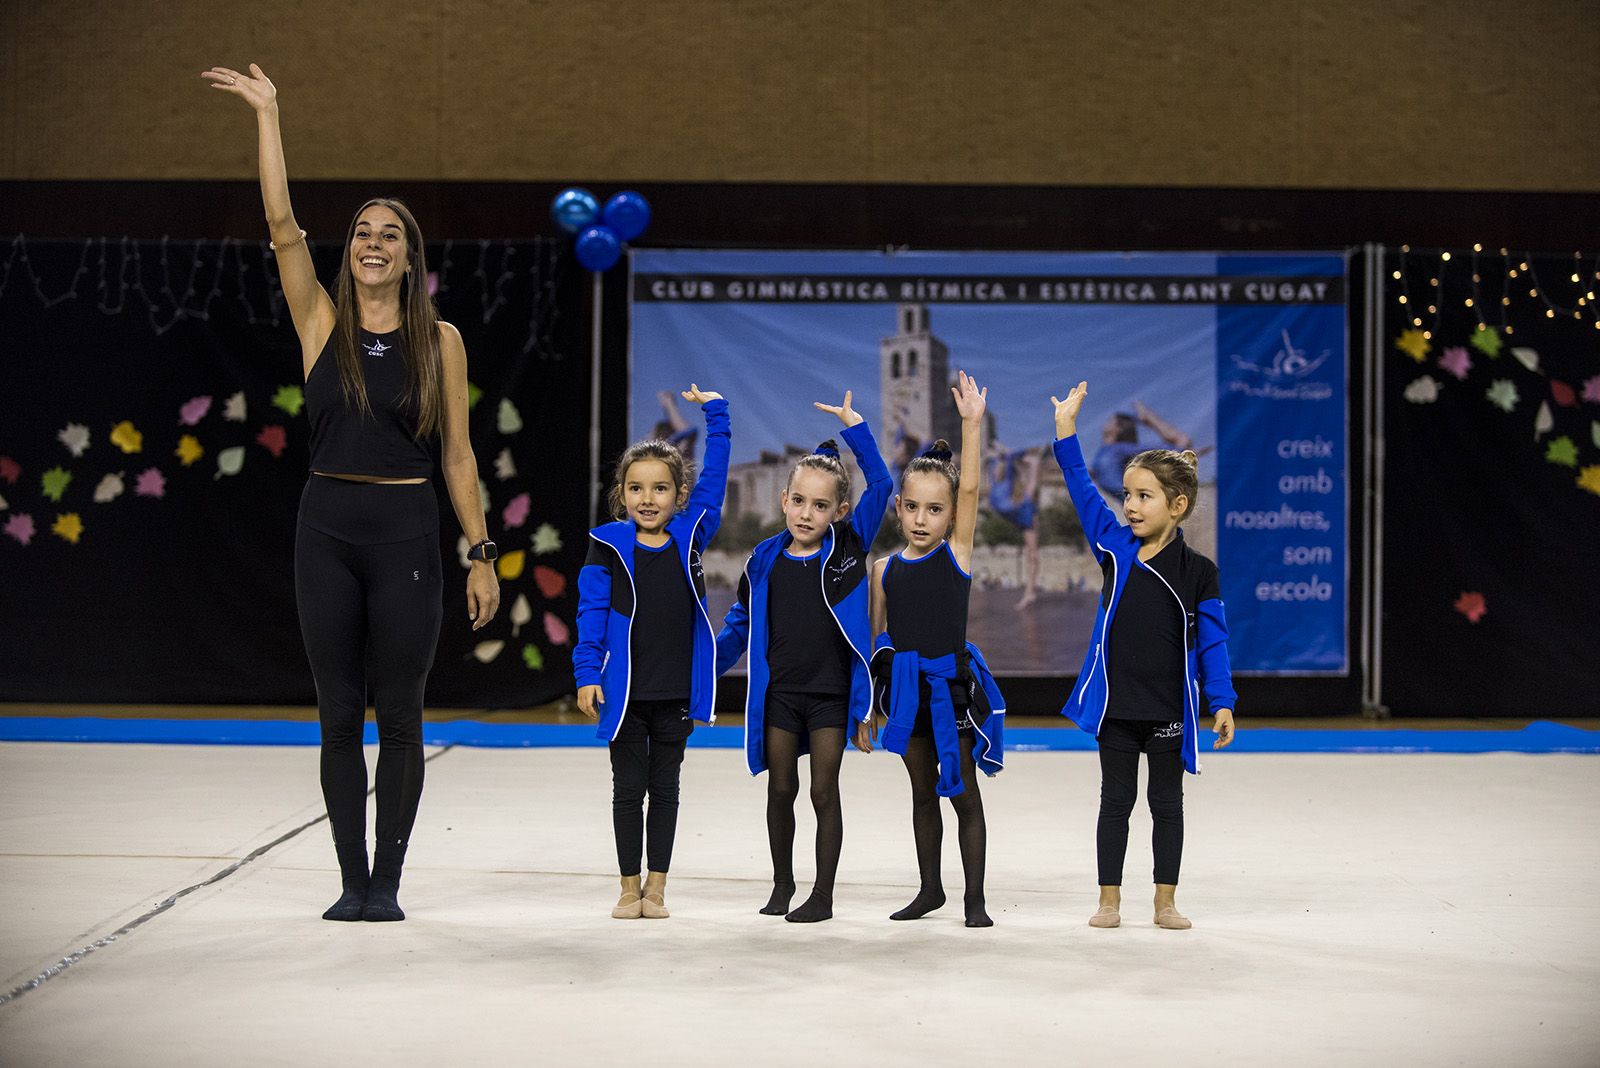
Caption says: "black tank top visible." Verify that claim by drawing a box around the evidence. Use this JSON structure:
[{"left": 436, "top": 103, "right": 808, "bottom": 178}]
[
  {"left": 883, "top": 542, "right": 971, "bottom": 706},
  {"left": 305, "top": 327, "right": 435, "bottom": 478}
]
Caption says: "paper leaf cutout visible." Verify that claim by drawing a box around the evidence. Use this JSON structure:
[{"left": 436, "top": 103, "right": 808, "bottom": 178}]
[
  {"left": 497, "top": 398, "right": 523, "bottom": 434},
  {"left": 497, "top": 549, "right": 527, "bottom": 581},
  {"left": 272, "top": 385, "right": 305, "bottom": 417},
  {"left": 52, "top": 512, "right": 84, "bottom": 544},
  {"left": 510, "top": 593, "right": 532, "bottom": 636},
  {"left": 175, "top": 435, "right": 204, "bottom": 467},
  {"left": 1577, "top": 465, "right": 1600, "bottom": 497},
  {"left": 1469, "top": 325, "right": 1503, "bottom": 358},
  {"left": 502, "top": 492, "right": 531, "bottom": 530},
  {"left": 1510, "top": 347, "right": 1542, "bottom": 374},
  {"left": 543, "top": 611, "right": 571, "bottom": 646},
  {"left": 135, "top": 467, "right": 166, "bottom": 498},
  {"left": 93, "top": 472, "right": 125, "bottom": 503},
  {"left": 256, "top": 425, "right": 287, "bottom": 459},
  {"left": 4, "top": 513, "right": 34, "bottom": 544},
  {"left": 1583, "top": 375, "right": 1600, "bottom": 405},
  {"left": 467, "top": 382, "right": 484, "bottom": 410},
  {"left": 1485, "top": 379, "right": 1519, "bottom": 413},
  {"left": 1403, "top": 375, "right": 1440, "bottom": 404},
  {"left": 215, "top": 446, "right": 246, "bottom": 480},
  {"left": 1452, "top": 590, "right": 1486, "bottom": 624},
  {"left": 1593, "top": 421, "right": 1600, "bottom": 450},
  {"left": 41, "top": 467, "right": 72, "bottom": 502},
  {"left": 426, "top": 270, "right": 440, "bottom": 297},
  {"left": 223, "top": 391, "right": 248, "bottom": 422},
  {"left": 471, "top": 640, "right": 506, "bottom": 664},
  {"left": 1534, "top": 401, "right": 1554, "bottom": 439},
  {"left": 110, "top": 420, "right": 144, "bottom": 454},
  {"left": 179, "top": 396, "right": 213, "bottom": 426},
  {"left": 1545, "top": 436, "right": 1578, "bottom": 468},
  {"left": 494, "top": 448, "right": 517, "bottom": 481},
  {"left": 0, "top": 492, "right": 6, "bottom": 511},
  {"left": 456, "top": 535, "right": 472, "bottom": 569},
  {"left": 0, "top": 456, "right": 19, "bottom": 485},
  {"left": 1395, "top": 329, "right": 1430, "bottom": 362},
  {"left": 531, "top": 523, "right": 562, "bottom": 555},
  {"left": 479, "top": 477, "right": 491, "bottom": 514},
  {"left": 58, "top": 423, "right": 91, "bottom": 457},
  {"left": 521, "top": 644, "right": 544, "bottom": 671},
  {"left": 533, "top": 565, "right": 567, "bottom": 599},
  {"left": 1550, "top": 380, "right": 1576, "bottom": 408},
  {"left": 1437, "top": 346, "right": 1472, "bottom": 381}
]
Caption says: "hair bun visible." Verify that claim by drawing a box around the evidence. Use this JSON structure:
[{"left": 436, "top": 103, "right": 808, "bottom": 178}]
[
  {"left": 920, "top": 439, "right": 953, "bottom": 462},
  {"left": 814, "top": 439, "right": 841, "bottom": 459},
  {"left": 1179, "top": 450, "right": 1199, "bottom": 467}
]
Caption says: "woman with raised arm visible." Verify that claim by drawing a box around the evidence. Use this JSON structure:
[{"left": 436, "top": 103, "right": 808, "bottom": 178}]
[{"left": 202, "top": 63, "right": 500, "bottom": 923}]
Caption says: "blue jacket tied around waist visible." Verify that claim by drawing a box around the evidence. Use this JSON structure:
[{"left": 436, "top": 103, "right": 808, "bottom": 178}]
[
  {"left": 572, "top": 399, "right": 731, "bottom": 741},
  {"left": 1052, "top": 433, "right": 1237, "bottom": 775},
  {"left": 714, "top": 420, "right": 893, "bottom": 776},
  {"left": 871, "top": 636, "right": 1006, "bottom": 797}
]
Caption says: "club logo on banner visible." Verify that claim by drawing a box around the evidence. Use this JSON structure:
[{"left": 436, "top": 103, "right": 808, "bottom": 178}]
[{"left": 631, "top": 250, "right": 1348, "bottom": 677}]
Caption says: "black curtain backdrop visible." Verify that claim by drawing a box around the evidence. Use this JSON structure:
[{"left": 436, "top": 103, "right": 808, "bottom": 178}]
[
  {"left": 0, "top": 236, "right": 588, "bottom": 707},
  {"left": 1381, "top": 249, "right": 1600, "bottom": 715}
]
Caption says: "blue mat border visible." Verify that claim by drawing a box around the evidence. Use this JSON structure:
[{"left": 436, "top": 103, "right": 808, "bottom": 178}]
[{"left": 0, "top": 717, "right": 1594, "bottom": 754}]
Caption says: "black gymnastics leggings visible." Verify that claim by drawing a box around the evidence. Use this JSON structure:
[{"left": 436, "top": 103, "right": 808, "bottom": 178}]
[
  {"left": 295, "top": 476, "right": 443, "bottom": 849},
  {"left": 764, "top": 723, "right": 846, "bottom": 897},
  {"left": 1096, "top": 717, "right": 1185, "bottom": 886},
  {"left": 902, "top": 732, "right": 986, "bottom": 897},
  {"left": 609, "top": 699, "right": 694, "bottom": 876}
]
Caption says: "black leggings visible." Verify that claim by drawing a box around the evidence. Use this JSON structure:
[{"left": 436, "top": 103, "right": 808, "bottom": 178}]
[
  {"left": 295, "top": 477, "right": 442, "bottom": 848},
  {"left": 765, "top": 722, "right": 846, "bottom": 896},
  {"left": 609, "top": 699, "right": 693, "bottom": 875},
  {"left": 1096, "top": 717, "right": 1185, "bottom": 886},
  {"left": 901, "top": 732, "right": 986, "bottom": 896}
]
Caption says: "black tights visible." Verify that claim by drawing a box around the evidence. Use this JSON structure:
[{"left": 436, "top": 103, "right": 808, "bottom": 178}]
[
  {"left": 896, "top": 734, "right": 990, "bottom": 925},
  {"left": 762, "top": 725, "right": 845, "bottom": 915},
  {"left": 296, "top": 522, "right": 442, "bottom": 849}
]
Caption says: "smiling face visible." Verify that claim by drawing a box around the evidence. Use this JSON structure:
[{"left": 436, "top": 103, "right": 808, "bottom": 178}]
[
  {"left": 347, "top": 204, "right": 410, "bottom": 291},
  {"left": 622, "top": 458, "right": 685, "bottom": 535},
  {"left": 1122, "top": 464, "right": 1185, "bottom": 544},
  {"left": 895, "top": 470, "right": 955, "bottom": 554},
  {"left": 781, "top": 467, "right": 848, "bottom": 553}
]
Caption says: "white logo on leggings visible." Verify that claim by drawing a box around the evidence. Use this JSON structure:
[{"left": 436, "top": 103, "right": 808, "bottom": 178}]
[{"left": 1154, "top": 722, "right": 1182, "bottom": 739}]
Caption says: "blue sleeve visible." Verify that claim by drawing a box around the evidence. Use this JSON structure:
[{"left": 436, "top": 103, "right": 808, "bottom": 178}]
[
  {"left": 842, "top": 419, "right": 893, "bottom": 546},
  {"left": 1196, "top": 597, "right": 1238, "bottom": 714},
  {"left": 686, "top": 398, "right": 731, "bottom": 543},
  {"left": 715, "top": 569, "right": 752, "bottom": 676},
  {"left": 1052, "top": 433, "right": 1126, "bottom": 549},
  {"left": 572, "top": 555, "right": 612, "bottom": 688}
]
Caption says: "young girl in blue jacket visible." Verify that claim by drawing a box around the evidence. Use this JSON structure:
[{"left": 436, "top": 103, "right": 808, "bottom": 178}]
[
  {"left": 1050, "top": 380, "right": 1236, "bottom": 931},
  {"left": 573, "top": 385, "right": 729, "bottom": 920},
  {"left": 862, "top": 371, "right": 1006, "bottom": 928},
  {"left": 715, "top": 390, "right": 893, "bottom": 923}
]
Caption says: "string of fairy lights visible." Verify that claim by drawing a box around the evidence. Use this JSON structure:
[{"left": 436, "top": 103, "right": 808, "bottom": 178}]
[
  {"left": 1392, "top": 244, "right": 1600, "bottom": 340},
  {"left": 0, "top": 234, "right": 568, "bottom": 356}
]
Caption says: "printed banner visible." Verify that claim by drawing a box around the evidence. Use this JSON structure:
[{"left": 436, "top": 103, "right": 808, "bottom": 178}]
[{"left": 630, "top": 250, "right": 1348, "bottom": 676}]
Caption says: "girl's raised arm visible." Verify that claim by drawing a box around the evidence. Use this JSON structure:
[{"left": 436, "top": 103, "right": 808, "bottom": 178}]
[
  {"left": 202, "top": 63, "right": 334, "bottom": 369},
  {"left": 949, "top": 370, "right": 987, "bottom": 570}
]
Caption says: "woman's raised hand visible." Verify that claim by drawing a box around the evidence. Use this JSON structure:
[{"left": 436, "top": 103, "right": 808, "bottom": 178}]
[
  {"left": 1051, "top": 380, "right": 1089, "bottom": 438},
  {"left": 201, "top": 63, "right": 276, "bottom": 111},
  {"left": 681, "top": 384, "right": 722, "bottom": 404},
  {"left": 813, "top": 389, "right": 863, "bottom": 427},
  {"left": 952, "top": 369, "right": 987, "bottom": 422}
]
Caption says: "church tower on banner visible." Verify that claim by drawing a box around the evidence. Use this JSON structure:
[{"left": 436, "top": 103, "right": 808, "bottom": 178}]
[{"left": 880, "top": 303, "right": 988, "bottom": 462}]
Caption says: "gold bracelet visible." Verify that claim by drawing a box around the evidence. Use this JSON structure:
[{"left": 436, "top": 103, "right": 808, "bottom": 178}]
[{"left": 270, "top": 229, "right": 307, "bottom": 252}]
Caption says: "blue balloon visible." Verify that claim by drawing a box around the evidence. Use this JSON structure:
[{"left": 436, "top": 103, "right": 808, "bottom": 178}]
[
  {"left": 575, "top": 226, "right": 622, "bottom": 271},
  {"left": 601, "top": 191, "right": 652, "bottom": 242},
  {"left": 550, "top": 187, "right": 600, "bottom": 234}
]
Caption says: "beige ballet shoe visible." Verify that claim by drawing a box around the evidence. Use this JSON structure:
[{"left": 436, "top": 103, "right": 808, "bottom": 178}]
[
  {"left": 1154, "top": 905, "right": 1192, "bottom": 930},
  {"left": 611, "top": 875, "right": 643, "bottom": 920},
  {"left": 1088, "top": 904, "right": 1121, "bottom": 928},
  {"left": 641, "top": 870, "right": 670, "bottom": 919}
]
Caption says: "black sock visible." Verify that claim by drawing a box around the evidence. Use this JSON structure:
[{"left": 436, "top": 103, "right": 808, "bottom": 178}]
[
  {"left": 785, "top": 889, "right": 833, "bottom": 923},
  {"left": 891, "top": 886, "right": 946, "bottom": 920},
  {"left": 322, "top": 839, "right": 369, "bottom": 922},
  {"left": 963, "top": 893, "right": 993, "bottom": 927},
  {"left": 363, "top": 840, "right": 407, "bottom": 922},
  {"left": 761, "top": 881, "right": 797, "bottom": 916}
]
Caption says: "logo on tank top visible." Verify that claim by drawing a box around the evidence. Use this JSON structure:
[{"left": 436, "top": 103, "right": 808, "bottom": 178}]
[{"left": 364, "top": 339, "right": 392, "bottom": 358}]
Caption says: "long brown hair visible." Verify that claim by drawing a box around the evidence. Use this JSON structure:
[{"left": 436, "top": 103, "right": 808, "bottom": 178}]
[
  {"left": 1126, "top": 448, "right": 1200, "bottom": 521},
  {"left": 331, "top": 197, "right": 445, "bottom": 438},
  {"left": 606, "top": 440, "right": 693, "bottom": 521}
]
